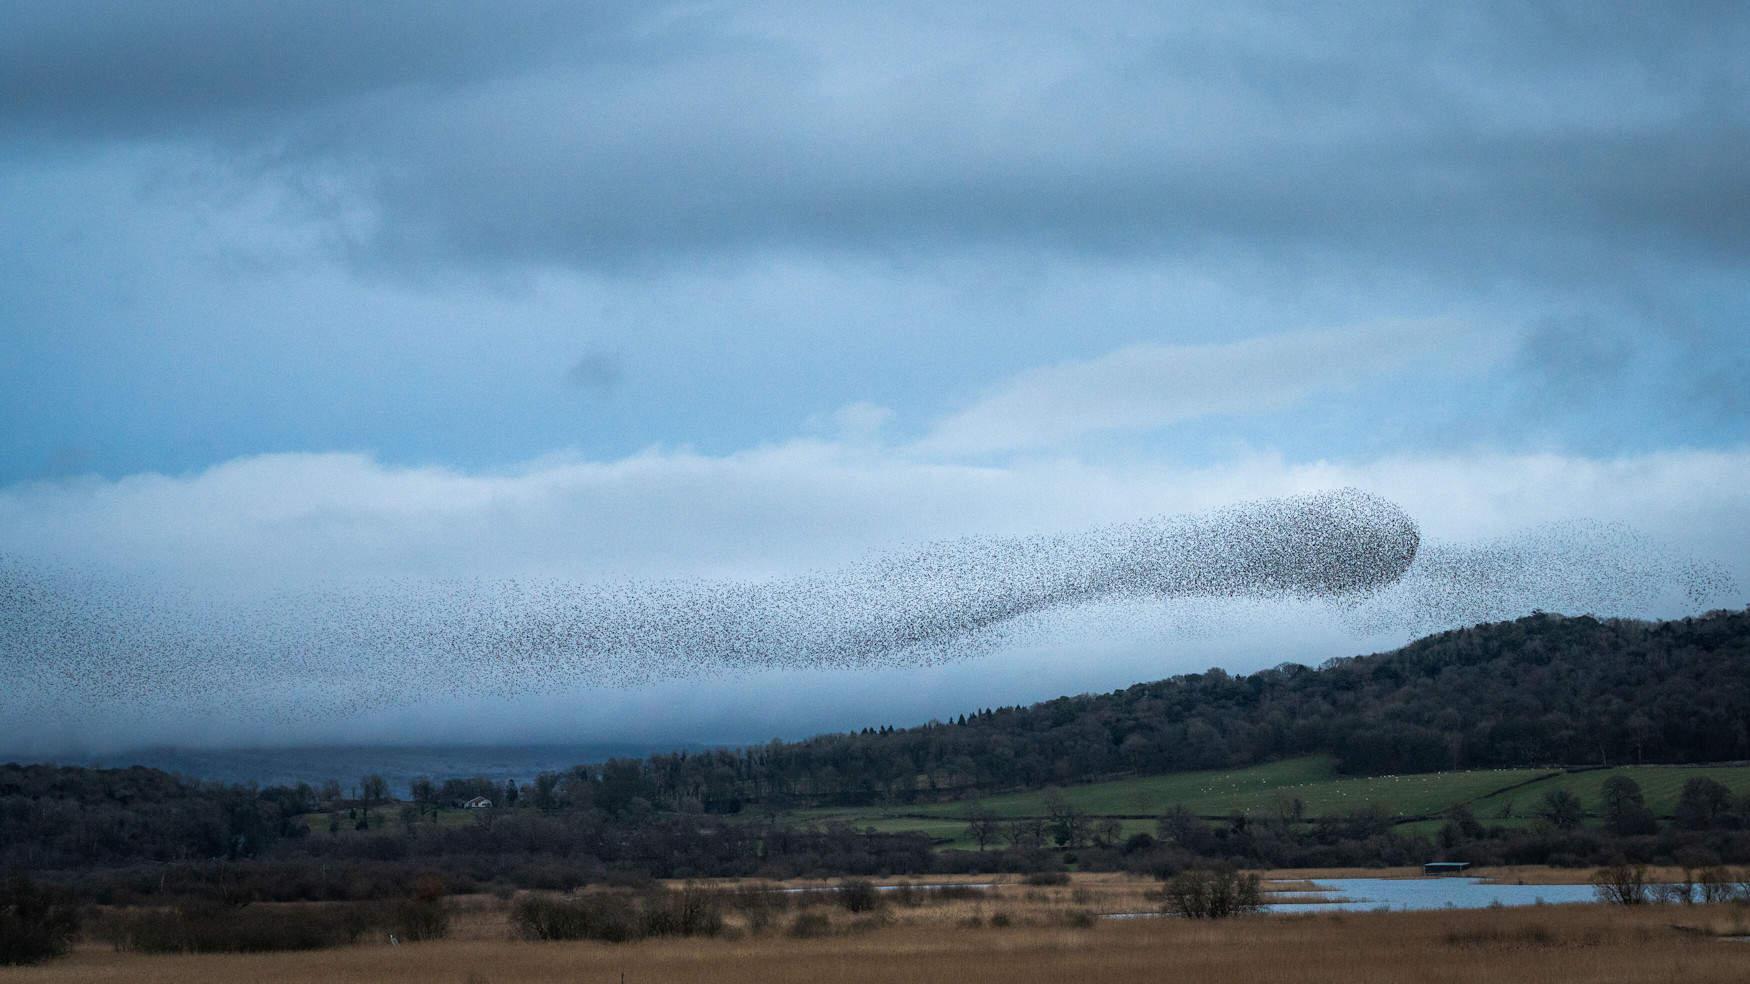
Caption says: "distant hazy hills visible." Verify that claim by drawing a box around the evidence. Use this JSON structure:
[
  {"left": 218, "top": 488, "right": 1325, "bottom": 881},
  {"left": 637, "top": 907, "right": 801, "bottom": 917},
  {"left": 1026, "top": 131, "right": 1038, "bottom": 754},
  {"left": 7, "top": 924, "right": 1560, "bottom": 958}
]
[{"left": 52, "top": 743, "right": 700, "bottom": 796}]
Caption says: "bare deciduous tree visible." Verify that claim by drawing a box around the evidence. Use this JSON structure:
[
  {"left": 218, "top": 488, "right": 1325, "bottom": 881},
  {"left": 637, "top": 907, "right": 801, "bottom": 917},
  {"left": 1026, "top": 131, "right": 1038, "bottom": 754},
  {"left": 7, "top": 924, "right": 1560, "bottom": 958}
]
[
  {"left": 1590, "top": 860, "right": 1649, "bottom": 905},
  {"left": 963, "top": 805, "right": 1000, "bottom": 851},
  {"left": 359, "top": 774, "right": 388, "bottom": 821}
]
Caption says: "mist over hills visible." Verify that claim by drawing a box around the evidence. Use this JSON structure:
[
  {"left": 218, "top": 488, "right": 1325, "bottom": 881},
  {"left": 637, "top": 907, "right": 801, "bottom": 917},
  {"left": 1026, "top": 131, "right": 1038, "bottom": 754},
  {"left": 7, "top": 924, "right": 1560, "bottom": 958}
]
[{"left": 20, "top": 608, "right": 1750, "bottom": 804}]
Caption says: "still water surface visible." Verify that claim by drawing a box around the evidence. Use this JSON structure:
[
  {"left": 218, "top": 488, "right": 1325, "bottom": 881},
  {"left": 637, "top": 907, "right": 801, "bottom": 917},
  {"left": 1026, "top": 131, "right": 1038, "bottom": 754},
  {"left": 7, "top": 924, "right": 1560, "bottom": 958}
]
[{"left": 1268, "top": 877, "right": 1595, "bottom": 912}]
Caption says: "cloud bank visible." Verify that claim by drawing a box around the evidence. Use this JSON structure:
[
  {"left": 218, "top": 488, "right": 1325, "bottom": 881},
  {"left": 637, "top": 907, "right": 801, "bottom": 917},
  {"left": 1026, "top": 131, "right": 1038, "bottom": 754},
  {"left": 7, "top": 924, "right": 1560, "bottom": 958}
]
[
  {"left": 921, "top": 321, "right": 1480, "bottom": 453},
  {"left": 7, "top": 2, "right": 1745, "bottom": 272},
  {"left": 1, "top": 445, "right": 1741, "bottom": 751}
]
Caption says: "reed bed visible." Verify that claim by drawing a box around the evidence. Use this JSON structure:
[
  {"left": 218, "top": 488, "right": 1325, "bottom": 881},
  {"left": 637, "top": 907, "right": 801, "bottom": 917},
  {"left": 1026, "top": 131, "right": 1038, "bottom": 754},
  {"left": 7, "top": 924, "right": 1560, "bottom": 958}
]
[
  {"left": 1259, "top": 865, "right": 1706, "bottom": 886},
  {"left": 1262, "top": 880, "right": 1325, "bottom": 892},
  {"left": 9, "top": 872, "right": 1748, "bottom": 983},
  {"left": 5, "top": 901, "right": 1749, "bottom": 984}
]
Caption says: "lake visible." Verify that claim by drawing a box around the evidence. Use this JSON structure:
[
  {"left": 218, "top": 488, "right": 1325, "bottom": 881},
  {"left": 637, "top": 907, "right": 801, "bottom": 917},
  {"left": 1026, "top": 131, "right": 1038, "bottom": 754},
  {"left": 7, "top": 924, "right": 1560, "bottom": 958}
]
[{"left": 1267, "top": 876, "right": 1596, "bottom": 912}]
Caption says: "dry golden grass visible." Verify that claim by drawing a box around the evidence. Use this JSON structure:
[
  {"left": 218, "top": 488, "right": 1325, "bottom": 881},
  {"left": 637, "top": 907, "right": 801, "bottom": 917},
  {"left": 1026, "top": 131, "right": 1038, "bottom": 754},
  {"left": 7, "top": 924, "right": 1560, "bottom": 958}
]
[
  {"left": 1465, "top": 865, "right": 1698, "bottom": 886},
  {"left": 1260, "top": 879, "right": 1324, "bottom": 892},
  {"left": 8, "top": 900, "right": 1750, "bottom": 984},
  {"left": 1259, "top": 864, "right": 1701, "bottom": 886},
  {"left": 699, "top": 871, "right": 1164, "bottom": 926},
  {"left": 1261, "top": 866, "right": 1431, "bottom": 880},
  {"left": 705, "top": 872, "right": 1007, "bottom": 890}
]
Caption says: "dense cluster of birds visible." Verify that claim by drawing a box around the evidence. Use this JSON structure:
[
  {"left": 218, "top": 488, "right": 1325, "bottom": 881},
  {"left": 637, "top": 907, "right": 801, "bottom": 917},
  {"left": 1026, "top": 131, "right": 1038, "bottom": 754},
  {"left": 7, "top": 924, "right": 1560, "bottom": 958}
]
[{"left": 0, "top": 488, "right": 1733, "bottom": 725}]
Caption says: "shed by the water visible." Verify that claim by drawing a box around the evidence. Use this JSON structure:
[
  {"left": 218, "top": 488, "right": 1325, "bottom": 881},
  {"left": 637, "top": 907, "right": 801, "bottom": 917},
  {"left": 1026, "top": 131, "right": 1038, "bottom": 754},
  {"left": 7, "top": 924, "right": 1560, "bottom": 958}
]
[{"left": 1423, "top": 861, "right": 1471, "bottom": 876}]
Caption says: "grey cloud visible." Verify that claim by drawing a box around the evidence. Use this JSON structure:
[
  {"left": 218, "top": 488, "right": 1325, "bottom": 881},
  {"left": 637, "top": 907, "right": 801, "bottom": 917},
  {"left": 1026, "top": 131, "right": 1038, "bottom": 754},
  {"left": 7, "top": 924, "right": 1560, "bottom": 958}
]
[
  {"left": 3, "top": 2, "right": 1745, "bottom": 274},
  {"left": 361, "top": 76, "right": 1750, "bottom": 273},
  {"left": 919, "top": 321, "right": 1481, "bottom": 454},
  {"left": 1498, "top": 308, "right": 1750, "bottom": 448},
  {"left": 1515, "top": 315, "right": 1635, "bottom": 399},
  {"left": 40, "top": 445, "right": 99, "bottom": 482},
  {"left": 565, "top": 345, "right": 625, "bottom": 394},
  {"left": 1526, "top": 311, "right": 1631, "bottom": 372},
  {"left": 0, "top": 0, "right": 648, "bottom": 137},
  {"left": 1687, "top": 348, "right": 1750, "bottom": 422}
]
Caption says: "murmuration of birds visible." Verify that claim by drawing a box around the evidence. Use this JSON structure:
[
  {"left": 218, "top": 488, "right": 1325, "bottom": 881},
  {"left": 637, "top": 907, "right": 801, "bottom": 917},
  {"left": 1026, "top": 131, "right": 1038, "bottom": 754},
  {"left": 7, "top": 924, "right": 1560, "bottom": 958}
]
[{"left": 0, "top": 488, "right": 1733, "bottom": 723}]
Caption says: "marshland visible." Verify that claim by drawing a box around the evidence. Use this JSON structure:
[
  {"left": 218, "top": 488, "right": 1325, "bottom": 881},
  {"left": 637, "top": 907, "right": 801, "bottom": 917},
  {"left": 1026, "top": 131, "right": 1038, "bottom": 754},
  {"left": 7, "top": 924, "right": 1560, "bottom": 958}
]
[{"left": 5, "top": 873, "right": 1749, "bottom": 984}]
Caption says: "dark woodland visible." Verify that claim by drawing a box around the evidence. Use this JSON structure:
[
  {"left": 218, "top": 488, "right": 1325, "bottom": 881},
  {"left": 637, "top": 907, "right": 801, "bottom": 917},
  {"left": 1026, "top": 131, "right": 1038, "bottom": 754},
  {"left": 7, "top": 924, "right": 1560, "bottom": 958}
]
[{"left": 684, "top": 608, "right": 1750, "bottom": 806}]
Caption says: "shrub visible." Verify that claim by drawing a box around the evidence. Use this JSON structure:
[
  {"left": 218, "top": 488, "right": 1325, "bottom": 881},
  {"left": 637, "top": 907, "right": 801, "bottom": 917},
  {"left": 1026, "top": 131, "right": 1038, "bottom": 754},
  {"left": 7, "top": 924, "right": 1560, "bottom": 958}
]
[
  {"left": 0, "top": 874, "right": 81, "bottom": 965},
  {"left": 410, "top": 875, "right": 446, "bottom": 903},
  {"left": 512, "top": 886, "right": 720, "bottom": 943},
  {"left": 1024, "top": 871, "right": 1070, "bottom": 886},
  {"left": 512, "top": 895, "right": 584, "bottom": 941},
  {"left": 1590, "top": 861, "right": 1649, "bottom": 905},
  {"left": 106, "top": 902, "right": 358, "bottom": 953},
  {"left": 512, "top": 893, "right": 637, "bottom": 942},
  {"left": 835, "top": 879, "right": 882, "bottom": 913},
  {"left": 743, "top": 904, "right": 775, "bottom": 933},
  {"left": 1162, "top": 864, "right": 1262, "bottom": 918},
  {"left": 725, "top": 881, "right": 786, "bottom": 933},
  {"left": 787, "top": 911, "right": 833, "bottom": 938},
  {"left": 1697, "top": 866, "right": 1741, "bottom": 904},
  {"left": 1651, "top": 883, "right": 1692, "bottom": 905},
  {"left": 642, "top": 883, "right": 723, "bottom": 938},
  {"left": 384, "top": 899, "right": 449, "bottom": 941},
  {"left": 96, "top": 895, "right": 443, "bottom": 953}
]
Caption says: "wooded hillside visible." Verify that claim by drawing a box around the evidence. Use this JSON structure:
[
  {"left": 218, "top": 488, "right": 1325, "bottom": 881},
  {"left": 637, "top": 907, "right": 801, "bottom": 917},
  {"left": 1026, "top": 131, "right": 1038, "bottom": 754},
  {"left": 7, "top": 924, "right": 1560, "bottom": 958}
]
[{"left": 620, "top": 609, "right": 1750, "bottom": 810}]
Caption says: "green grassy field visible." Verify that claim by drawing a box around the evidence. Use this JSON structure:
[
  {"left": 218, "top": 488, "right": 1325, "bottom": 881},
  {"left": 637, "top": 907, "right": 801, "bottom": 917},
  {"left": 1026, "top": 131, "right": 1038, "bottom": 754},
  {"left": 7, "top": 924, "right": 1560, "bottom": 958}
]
[
  {"left": 785, "top": 757, "right": 1750, "bottom": 849},
  {"left": 298, "top": 759, "right": 1750, "bottom": 851},
  {"left": 1469, "top": 764, "right": 1750, "bottom": 819}
]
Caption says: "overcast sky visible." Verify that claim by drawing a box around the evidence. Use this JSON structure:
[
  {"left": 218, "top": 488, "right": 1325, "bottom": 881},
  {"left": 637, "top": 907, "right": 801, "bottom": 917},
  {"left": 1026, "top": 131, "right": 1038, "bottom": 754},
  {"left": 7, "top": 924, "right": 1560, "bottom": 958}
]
[{"left": 2, "top": 2, "right": 1748, "bottom": 754}]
